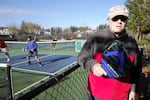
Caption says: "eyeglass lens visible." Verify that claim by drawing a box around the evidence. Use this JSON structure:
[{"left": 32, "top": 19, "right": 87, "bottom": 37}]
[{"left": 111, "top": 15, "right": 128, "bottom": 22}]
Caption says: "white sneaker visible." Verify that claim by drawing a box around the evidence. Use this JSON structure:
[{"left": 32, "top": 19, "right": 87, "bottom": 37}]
[
  {"left": 39, "top": 64, "right": 42, "bottom": 67},
  {"left": 7, "top": 58, "right": 10, "bottom": 62}
]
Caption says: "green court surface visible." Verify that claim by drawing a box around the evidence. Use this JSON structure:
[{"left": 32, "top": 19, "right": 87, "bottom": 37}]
[{"left": 12, "top": 70, "right": 48, "bottom": 94}]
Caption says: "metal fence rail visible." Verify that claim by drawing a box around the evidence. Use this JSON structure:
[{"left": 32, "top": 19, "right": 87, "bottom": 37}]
[{"left": 16, "top": 64, "right": 88, "bottom": 100}]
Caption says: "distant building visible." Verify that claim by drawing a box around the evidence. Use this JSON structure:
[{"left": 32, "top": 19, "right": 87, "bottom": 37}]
[
  {"left": 43, "top": 30, "right": 51, "bottom": 35},
  {"left": 0, "top": 27, "right": 10, "bottom": 35},
  {"left": 76, "top": 33, "right": 82, "bottom": 38},
  {"left": 40, "top": 29, "right": 51, "bottom": 35}
]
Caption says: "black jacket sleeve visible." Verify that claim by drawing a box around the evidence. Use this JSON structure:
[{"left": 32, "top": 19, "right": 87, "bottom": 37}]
[
  {"left": 126, "top": 37, "right": 142, "bottom": 93},
  {"left": 77, "top": 35, "right": 98, "bottom": 72}
]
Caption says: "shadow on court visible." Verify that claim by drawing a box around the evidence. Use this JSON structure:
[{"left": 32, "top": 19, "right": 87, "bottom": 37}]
[{"left": 0, "top": 54, "right": 77, "bottom": 75}]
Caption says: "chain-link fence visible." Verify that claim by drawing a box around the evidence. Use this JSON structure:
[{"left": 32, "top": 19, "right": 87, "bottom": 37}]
[{"left": 16, "top": 64, "right": 88, "bottom": 100}]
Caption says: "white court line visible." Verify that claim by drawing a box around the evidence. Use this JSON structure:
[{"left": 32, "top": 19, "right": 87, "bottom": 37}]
[
  {"left": 12, "top": 54, "right": 54, "bottom": 66},
  {"left": 12, "top": 67, "right": 52, "bottom": 75},
  {"left": 49, "top": 61, "right": 77, "bottom": 76},
  {"left": 6, "top": 40, "right": 75, "bottom": 44},
  {"left": 14, "top": 76, "right": 50, "bottom": 96}
]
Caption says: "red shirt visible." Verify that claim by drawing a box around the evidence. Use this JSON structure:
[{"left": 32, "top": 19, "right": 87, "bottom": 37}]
[
  {"left": 0, "top": 40, "right": 7, "bottom": 48},
  {"left": 87, "top": 52, "right": 135, "bottom": 100}
]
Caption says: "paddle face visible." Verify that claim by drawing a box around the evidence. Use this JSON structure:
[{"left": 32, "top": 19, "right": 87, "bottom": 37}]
[{"left": 101, "top": 40, "right": 131, "bottom": 78}]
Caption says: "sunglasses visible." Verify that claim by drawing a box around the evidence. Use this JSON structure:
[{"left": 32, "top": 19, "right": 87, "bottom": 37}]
[{"left": 111, "top": 15, "right": 128, "bottom": 22}]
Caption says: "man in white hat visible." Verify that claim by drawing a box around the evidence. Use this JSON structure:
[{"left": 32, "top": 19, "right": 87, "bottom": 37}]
[{"left": 77, "top": 5, "right": 142, "bottom": 100}]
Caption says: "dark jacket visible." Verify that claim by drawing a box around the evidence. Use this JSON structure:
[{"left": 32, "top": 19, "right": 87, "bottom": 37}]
[{"left": 77, "top": 28, "right": 142, "bottom": 99}]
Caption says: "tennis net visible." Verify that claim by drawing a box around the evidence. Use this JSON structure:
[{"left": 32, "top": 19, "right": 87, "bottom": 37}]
[{"left": 5, "top": 40, "right": 75, "bottom": 55}]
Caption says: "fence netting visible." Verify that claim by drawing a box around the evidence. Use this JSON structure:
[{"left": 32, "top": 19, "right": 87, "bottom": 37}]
[{"left": 16, "top": 64, "right": 88, "bottom": 100}]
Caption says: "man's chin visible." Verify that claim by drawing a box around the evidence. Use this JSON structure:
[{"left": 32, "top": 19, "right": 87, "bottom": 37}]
[{"left": 113, "top": 29, "right": 124, "bottom": 33}]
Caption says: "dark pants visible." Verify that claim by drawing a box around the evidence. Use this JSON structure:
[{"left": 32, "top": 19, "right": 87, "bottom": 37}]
[
  {"left": 86, "top": 91, "right": 100, "bottom": 100},
  {"left": 27, "top": 50, "right": 38, "bottom": 57}
]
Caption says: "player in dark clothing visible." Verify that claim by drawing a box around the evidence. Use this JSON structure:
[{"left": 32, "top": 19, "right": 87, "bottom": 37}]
[{"left": 0, "top": 38, "right": 10, "bottom": 62}]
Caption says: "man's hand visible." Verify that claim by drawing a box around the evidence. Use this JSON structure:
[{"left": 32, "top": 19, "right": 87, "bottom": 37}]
[
  {"left": 31, "top": 49, "right": 34, "bottom": 52},
  {"left": 92, "top": 63, "right": 107, "bottom": 76},
  {"left": 128, "top": 91, "right": 138, "bottom": 100},
  {"left": 5, "top": 47, "right": 8, "bottom": 51},
  {"left": 22, "top": 48, "right": 27, "bottom": 52}
]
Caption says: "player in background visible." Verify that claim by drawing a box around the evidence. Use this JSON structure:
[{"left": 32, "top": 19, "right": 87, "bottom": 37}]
[
  {"left": 25, "top": 36, "right": 42, "bottom": 67},
  {"left": 0, "top": 38, "right": 10, "bottom": 62}
]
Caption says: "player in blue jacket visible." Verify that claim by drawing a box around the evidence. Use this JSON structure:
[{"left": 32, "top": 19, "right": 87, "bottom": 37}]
[{"left": 26, "top": 36, "right": 42, "bottom": 67}]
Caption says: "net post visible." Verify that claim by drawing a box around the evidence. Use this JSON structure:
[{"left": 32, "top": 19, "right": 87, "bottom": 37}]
[
  {"left": 0, "top": 63, "right": 14, "bottom": 100},
  {"left": 74, "top": 40, "right": 86, "bottom": 52}
]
